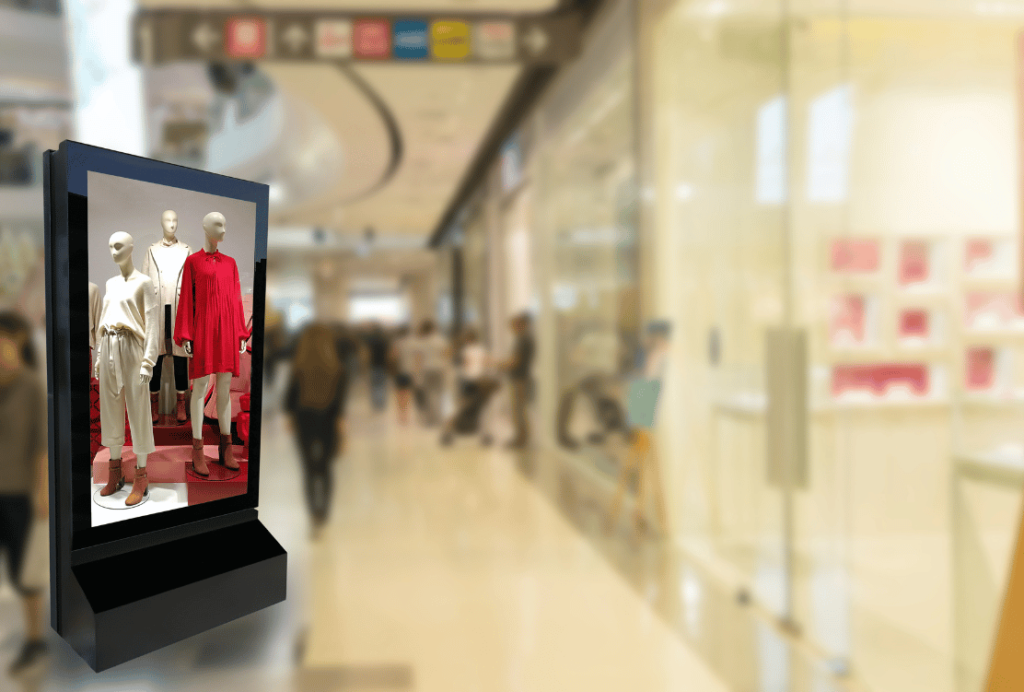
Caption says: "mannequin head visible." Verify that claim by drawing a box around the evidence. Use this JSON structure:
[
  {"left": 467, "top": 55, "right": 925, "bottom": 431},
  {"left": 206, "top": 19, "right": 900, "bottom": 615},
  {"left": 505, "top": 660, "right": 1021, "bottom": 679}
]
[
  {"left": 108, "top": 232, "right": 134, "bottom": 267},
  {"left": 161, "top": 210, "right": 178, "bottom": 241},
  {"left": 202, "top": 212, "right": 227, "bottom": 246}
]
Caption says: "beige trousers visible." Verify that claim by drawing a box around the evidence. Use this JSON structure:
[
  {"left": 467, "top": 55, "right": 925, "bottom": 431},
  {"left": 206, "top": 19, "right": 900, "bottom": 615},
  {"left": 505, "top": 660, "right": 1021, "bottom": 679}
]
[{"left": 98, "top": 331, "right": 155, "bottom": 455}]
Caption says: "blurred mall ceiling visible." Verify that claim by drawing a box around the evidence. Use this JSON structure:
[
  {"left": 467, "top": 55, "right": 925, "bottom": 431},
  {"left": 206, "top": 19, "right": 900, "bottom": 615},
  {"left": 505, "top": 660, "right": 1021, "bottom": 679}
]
[{"left": 137, "top": 0, "right": 560, "bottom": 240}]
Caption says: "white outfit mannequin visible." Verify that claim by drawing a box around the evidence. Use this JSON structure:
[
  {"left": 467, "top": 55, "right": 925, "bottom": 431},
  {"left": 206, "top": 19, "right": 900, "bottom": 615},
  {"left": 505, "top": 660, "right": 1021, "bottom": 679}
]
[
  {"left": 94, "top": 233, "right": 158, "bottom": 495},
  {"left": 184, "top": 212, "right": 247, "bottom": 441},
  {"left": 141, "top": 210, "right": 191, "bottom": 360},
  {"left": 142, "top": 210, "right": 192, "bottom": 425}
]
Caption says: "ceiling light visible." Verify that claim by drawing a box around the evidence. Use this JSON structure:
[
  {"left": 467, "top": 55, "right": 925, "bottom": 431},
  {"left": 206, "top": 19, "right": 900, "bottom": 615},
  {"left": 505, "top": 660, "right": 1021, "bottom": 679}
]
[{"left": 675, "top": 183, "right": 694, "bottom": 201}]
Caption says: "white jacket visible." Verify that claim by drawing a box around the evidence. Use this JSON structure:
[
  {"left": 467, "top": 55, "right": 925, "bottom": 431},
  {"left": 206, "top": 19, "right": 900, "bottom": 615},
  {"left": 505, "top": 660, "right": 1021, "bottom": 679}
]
[{"left": 141, "top": 240, "right": 191, "bottom": 357}]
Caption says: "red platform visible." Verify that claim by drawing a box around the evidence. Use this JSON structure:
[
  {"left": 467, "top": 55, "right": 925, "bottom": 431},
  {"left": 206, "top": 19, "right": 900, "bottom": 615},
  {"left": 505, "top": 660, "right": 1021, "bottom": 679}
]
[
  {"left": 92, "top": 444, "right": 248, "bottom": 485},
  {"left": 187, "top": 462, "right": 248, "bottom": 505}
]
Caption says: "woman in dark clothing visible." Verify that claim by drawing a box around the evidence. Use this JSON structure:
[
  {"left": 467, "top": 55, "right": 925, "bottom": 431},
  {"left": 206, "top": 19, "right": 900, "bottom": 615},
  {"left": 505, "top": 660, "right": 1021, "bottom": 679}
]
[{"left": 285, "top": 323, "right": 348, "bottom": 539}]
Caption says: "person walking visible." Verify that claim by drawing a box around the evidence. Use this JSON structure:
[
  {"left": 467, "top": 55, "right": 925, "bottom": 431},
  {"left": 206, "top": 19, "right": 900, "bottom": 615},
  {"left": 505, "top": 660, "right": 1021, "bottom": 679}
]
[
  {"left": 285, "top": 323, "right": 349, "bottom": 540},
  {"left": 0, "top": 311, "right": 48, "bottom": 676},
  {"left": 440, "top": 327, "right": 493, "bottom": 445},
  {"left": 501, "top": 313, "right": 535, "bottom": 449},
  {"left": 390, "top": 325, "right": 417, "bottom": 425},
  {"left": 363, "top": 322, "right": 391, "bottom": 412},
  {"left": 414, "top": 320, "right": 448, "bottom": 426}
]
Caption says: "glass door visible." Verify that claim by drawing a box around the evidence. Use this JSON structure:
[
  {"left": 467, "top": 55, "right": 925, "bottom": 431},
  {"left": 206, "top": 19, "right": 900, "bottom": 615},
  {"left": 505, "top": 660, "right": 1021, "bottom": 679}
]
[{"left": 649, "top": 0, "right": 794, "bottom": 620}]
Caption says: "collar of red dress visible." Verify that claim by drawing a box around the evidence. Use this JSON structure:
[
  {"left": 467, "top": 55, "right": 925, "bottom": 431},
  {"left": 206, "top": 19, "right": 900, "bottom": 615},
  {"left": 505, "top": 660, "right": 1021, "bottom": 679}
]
[{"left": 200, "top": 248, "right": 222, "bottom": 261}]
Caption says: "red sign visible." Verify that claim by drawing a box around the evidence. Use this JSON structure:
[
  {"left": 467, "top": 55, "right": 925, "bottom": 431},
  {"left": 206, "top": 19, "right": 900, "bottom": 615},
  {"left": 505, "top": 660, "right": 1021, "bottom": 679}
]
[
  {"left": 354, "top": 18, "right": 391, "bottom": 59},
  {"left": 226, "top": 17, "right": 267, "bottom": 58},
  {"left": 832, "top": 364, "right": 929, "bottom": 398},
  {"left": 898, "top": 240, "right": 930, "bottom": 286},
  {"left": 899, "top": 309, "right": 929, "bottom": 338},
  {"left": 966, "top": 348, "right": 996, "bottom": 390},
  {"left": 830, "top": 238, "right": 879, "bottom": 274}
]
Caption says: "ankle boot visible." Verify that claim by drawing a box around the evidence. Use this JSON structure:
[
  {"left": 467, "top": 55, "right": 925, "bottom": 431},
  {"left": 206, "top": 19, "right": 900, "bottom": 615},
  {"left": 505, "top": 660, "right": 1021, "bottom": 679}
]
[
  {"left": 126, "top": 466, "right": 149, "bottom": 506},
  {"left": 219, "top": 434, "right": 240, "bottom": 470},
  {"left": 191, "top": 438, "right": 209, "bottom": 476},
  {"left": 100, "top": 457, "right": 124, "bottom": 496},
  {"left": 176, "top": 392, "right": 188, "bottom": 424},
  {"left": 150, "top": 392, "right": 159, "bottom": 424}
]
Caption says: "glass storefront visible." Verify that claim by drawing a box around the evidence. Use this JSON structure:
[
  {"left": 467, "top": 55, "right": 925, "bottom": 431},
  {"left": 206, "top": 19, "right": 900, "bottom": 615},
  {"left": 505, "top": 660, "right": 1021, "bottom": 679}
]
[
  {"left": 534, "top": 21, "right": 642, "bottom": 482},
  {"left": 642, "top": 2, "right": 1024, "bottom": 691}
]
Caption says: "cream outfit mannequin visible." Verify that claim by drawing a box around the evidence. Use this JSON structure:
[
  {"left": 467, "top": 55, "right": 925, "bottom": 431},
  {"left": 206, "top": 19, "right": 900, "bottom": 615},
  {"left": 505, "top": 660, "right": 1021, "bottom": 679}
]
[
  {"left": 184, "top": 212, "right": 247, "bottom": 441},
  {"left": 94, "top": 233, "right": 158, "bottom": 477}
]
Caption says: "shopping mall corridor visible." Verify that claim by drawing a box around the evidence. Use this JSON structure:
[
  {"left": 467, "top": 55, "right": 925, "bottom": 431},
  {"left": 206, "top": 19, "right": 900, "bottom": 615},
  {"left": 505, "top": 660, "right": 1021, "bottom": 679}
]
[{"left": 1, "top": 386, "right": 761, "bottom": 692}]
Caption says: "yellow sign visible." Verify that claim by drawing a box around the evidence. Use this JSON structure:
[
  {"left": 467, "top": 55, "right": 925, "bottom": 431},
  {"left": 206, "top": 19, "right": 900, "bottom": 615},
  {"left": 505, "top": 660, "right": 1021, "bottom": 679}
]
[{"left": 431, "top": 20, "right": 470, "bottom": 61}]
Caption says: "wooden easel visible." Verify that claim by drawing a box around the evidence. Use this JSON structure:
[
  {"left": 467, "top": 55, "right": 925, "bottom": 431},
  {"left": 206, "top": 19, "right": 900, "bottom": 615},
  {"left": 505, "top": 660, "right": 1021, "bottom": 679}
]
[{"left": 608, "top": 427, "right": 668, "bottom": 537}]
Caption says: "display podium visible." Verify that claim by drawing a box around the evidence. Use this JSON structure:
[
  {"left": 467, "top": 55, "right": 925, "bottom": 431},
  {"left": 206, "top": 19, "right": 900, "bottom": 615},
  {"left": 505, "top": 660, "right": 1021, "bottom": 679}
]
[{"left": 44, "top": 140, "right": 285, "bottom": 671}]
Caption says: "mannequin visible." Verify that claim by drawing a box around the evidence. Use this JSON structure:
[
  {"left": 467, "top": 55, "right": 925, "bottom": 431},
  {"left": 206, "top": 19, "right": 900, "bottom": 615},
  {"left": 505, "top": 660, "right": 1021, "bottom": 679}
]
[
  {"left": 174, "top": 212, "right": 249, "bottom": 476},
  {"left": 88, "top": 281, "right": 100, "bottom": 375},
  {"left": 141, "top": 210, "right": 192, "bottom": 425},
  {"left": 95, "top": 233, "right": 158, "bottom": 506}
]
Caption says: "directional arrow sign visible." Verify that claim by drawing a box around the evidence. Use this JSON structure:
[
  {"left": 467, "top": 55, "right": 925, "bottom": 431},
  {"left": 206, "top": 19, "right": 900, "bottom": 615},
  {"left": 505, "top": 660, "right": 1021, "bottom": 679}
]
[
  {"left": 192, "top": 22, "right": 220, "bottom": 53},
  {"left": 282, "top": 24, "right": 308, "bottom": 53},
  {"left": 135, "top": 10, "right": 581, "bottom": 66}
]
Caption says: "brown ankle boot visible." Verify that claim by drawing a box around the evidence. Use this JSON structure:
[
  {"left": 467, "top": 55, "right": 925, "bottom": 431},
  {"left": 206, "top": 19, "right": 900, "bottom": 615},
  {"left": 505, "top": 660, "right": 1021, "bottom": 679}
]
[
  {"left": 100, "top": 457, "right": 124, "bottom": 496},
  {"left": 219, "top": 434, "right": 240, "bottom": 470},
  {"left": 191, "top": 438, "right": 209, "bottom": 476},
  {"left": 126, "top": 467, "right": 148, "bottom": 506},
  {"left": 150, "top": 392, "right": 159, "bottom": 424},
  {"left": 176, "top": 392, "right": 188, "bottom": 424}
]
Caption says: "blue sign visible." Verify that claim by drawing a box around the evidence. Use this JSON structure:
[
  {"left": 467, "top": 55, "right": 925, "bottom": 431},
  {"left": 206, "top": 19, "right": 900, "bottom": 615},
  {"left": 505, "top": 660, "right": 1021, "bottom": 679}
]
[{"left": 393, "top": 19, "right": 428, "bottom": 60}]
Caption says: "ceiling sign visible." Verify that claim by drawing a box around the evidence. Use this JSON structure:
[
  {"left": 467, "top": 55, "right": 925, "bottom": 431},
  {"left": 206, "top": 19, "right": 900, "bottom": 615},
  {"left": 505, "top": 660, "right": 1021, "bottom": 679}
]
[{"left": 133, "top": 10, "right": 581, "bottom": 66}]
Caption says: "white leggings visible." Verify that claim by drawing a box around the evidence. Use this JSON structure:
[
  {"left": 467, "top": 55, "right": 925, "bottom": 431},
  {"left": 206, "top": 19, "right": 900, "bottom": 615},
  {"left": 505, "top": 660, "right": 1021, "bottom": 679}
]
[{"left": 191, "top": 373, "right": 232, "bottom": 439}]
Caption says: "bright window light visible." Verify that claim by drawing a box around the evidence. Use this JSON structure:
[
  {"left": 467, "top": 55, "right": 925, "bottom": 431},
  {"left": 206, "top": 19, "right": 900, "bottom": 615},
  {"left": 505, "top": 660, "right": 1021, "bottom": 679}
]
[
  {"left": 807, "top": 85, "right": 854, "bottom": 203},
  {"left": 756, "top": 95, "right": 788, "bottom": 205},
  {"left": 349, "top": 293, "right": 409, "bottom": 325},
  {"left": 65, "top": 0, "right": 146, "bottom": 155}
]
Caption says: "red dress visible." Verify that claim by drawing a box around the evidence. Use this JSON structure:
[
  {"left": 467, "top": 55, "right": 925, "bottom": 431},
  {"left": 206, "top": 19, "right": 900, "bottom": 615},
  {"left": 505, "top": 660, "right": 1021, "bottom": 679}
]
[{"left": 173, "top": 249, "right": 251, "bottom": 379}]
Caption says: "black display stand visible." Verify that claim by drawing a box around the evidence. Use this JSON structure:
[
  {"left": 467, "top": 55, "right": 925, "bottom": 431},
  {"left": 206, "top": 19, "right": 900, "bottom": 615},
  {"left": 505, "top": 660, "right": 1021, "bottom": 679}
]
[{"left": 44, "top": 141, "right": 285, "bottom": 672}]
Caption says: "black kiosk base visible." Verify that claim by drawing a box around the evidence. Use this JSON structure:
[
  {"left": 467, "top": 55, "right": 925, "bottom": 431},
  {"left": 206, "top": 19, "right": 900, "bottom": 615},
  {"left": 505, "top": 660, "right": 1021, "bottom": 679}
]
[{"left": 61, "top": 519, "right": 286, "bottom": 672}]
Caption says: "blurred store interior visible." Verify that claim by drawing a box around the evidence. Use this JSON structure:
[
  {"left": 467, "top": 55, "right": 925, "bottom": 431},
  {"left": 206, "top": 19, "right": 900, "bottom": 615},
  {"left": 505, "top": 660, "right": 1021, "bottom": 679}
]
[{"left": 5, "top": 0, "right": 1024, "bottom": 690}]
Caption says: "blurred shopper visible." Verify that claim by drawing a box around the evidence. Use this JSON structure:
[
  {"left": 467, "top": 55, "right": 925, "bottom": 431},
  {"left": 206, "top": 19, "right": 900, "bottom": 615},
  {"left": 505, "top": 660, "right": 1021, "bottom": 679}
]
[
  {"left": 363, "top": 322, "right": 391, "bottom": 412},
  {"left": 285, "top": 323, "right": 348, "bottom": 539},
  {"left": 441, "top": 327, "right": 495, "bottom": 446},
  {"left": 501, "top": 313, "right": 535, "bottom": 449},
  {"left": 456, "top": 328, "right": 489, "bottom": 402},
  {"left": 390, "top": 325, "right": 417, "bottom": 425},
  {"left": 0, "top": 311, "right": 48, "bottom": 677},
  {"left": 414, "top": 320, "right": 448, "bottom": 426},
  {"left": 262, "top": 304, "right": 287, "bottom": 388}
]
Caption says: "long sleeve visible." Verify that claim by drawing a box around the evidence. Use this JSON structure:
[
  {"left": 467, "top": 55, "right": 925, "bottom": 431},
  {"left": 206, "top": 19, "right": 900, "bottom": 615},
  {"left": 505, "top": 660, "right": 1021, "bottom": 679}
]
[
  {"left": 140, "top": 277, "right": 159, "bottom": 378},
  {"left": 174, "top": 254, "right": 194, "bottom": 347},
  {"left": 234, "top": 261, "right": 251, "bottom": 341},
  {"left": 88, "top": 282, "right": 101, "bottom": 349},
  {"left": 93, "top": 293, "right": 109, "bottom": 377}
]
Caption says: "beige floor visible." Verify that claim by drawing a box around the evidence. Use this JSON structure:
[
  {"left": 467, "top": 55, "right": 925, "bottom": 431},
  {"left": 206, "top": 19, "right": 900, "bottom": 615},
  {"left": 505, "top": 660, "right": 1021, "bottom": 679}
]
[
  {"left": 300, "top": 409, "right": 730, "bottom": 692},
  {"left": 0, "top": 393, "right": 731, "bottom": 692}
]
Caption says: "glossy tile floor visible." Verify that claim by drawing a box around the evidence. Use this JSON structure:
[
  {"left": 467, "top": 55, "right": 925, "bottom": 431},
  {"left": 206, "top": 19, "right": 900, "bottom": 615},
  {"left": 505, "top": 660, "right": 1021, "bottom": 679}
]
[{"left": 0, "top": 385, "right": 849, "bottom": 691}]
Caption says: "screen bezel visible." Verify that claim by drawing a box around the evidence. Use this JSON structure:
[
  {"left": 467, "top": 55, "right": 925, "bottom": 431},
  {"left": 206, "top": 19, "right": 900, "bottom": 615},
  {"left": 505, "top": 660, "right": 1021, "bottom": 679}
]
[{"left": 47, "top": 140, "right": 269, "bottom": 553}]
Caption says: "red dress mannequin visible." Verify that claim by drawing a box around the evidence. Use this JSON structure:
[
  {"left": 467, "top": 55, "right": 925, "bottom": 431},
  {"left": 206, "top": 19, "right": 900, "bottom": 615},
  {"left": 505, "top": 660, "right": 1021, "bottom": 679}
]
[
  {"left": 173, "top": 249, "right": 250, "bottom": 379},
  {"left": 173, "top": 212, "right": 250, "bottom": 476}
]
